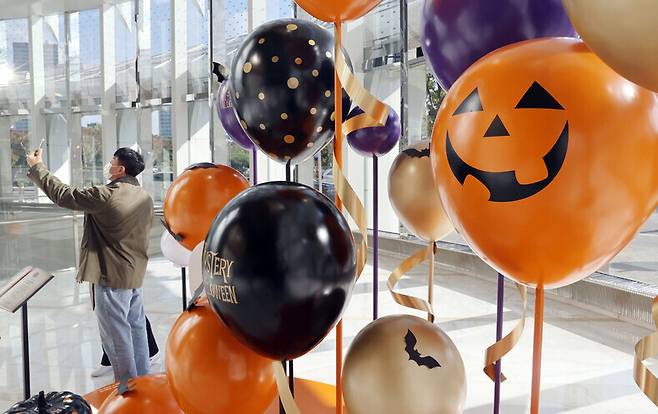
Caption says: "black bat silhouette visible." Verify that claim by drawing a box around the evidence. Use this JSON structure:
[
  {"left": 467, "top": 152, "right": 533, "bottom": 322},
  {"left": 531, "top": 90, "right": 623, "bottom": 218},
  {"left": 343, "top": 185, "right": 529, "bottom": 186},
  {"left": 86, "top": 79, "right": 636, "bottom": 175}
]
[
  {"left": 402, "top": 147, "right": 430, "bottom": 158},
  {"left": 404, "top": 329, "right": 441, "bottom": 369}
]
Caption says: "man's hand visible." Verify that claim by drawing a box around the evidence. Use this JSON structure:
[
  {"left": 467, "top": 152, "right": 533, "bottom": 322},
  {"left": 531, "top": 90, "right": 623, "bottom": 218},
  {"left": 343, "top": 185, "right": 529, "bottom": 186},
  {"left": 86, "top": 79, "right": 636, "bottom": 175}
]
[{"left": 26, "top": 148, "right": 43, "bottom": 168}]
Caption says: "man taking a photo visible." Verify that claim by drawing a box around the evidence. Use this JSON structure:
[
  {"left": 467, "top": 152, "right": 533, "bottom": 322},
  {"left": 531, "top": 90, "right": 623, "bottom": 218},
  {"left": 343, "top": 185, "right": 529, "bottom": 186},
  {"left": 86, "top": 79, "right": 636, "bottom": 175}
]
[{"left": 26, "top": 147, "right": 153, "bottom": 383}]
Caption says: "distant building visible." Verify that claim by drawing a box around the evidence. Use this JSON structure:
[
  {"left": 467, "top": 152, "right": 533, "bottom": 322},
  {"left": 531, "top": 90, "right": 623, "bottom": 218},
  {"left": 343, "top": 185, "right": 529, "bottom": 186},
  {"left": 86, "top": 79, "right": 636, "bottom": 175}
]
[
  {"left": 12, "top": 118, "right": 29, "bottom": 132},
  {"left": 12, "top": 42, "right": 29, "bottom": 72},
  {"left": 158, "top": 110, "right": 172, "bottom": 138}
]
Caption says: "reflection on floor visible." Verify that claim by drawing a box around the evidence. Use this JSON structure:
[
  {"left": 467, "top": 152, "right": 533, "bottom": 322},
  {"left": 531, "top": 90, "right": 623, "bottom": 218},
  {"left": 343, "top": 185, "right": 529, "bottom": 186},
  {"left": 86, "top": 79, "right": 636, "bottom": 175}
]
[{"left": 1, "top": 252, "right": 656, "bottom": 413}]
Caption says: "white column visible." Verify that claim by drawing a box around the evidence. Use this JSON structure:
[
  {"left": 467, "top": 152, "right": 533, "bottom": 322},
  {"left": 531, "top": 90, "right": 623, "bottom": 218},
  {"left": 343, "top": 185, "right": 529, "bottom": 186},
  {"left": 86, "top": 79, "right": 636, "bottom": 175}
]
[
  {"left": 171, "top": 0, "right": 189, "bottom": 175},
  {"left": 189, "top": 101, "right": 211, "bottom": 163},
  {"left": 28, "top": 14, "right": 46, "bottom": 146},
  {"left": 138, "top": 107, "right": 154, "bottom": 194},
  {"left": 100, "top": 3, "right": 118, "bottom": 161}
]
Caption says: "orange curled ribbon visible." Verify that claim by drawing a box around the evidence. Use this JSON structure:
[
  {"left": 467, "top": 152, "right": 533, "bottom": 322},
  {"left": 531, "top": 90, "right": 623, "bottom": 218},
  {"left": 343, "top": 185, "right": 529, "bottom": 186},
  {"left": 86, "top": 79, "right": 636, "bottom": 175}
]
[
  {"left": 634, "top": 295, "right": 658, "bottom": 406},
  {"left": 483, "top": 283, "right": 527, "bottom": 382},
  {"left": 387, "top": 244, "right": 435, "bottom": 322}
]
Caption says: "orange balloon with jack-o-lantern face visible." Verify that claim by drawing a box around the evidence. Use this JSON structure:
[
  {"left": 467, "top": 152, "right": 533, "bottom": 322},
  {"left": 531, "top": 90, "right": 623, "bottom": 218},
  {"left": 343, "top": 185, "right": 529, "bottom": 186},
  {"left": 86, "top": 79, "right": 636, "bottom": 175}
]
[{"left": 431, "top": 38, "right": 658, "bottom": 289}]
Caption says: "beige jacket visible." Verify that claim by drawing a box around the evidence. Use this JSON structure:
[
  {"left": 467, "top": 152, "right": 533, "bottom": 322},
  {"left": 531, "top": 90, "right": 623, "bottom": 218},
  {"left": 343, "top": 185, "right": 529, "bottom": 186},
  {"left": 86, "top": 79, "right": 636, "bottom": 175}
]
[{"left": 28, "top": 163, "right": 153, "bottom": 289}]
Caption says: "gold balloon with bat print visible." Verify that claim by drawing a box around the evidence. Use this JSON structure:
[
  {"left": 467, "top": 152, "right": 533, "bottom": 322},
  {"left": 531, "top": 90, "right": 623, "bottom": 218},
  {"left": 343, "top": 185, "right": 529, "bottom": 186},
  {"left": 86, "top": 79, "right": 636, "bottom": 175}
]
[
  {"left": 388, "top": 141, "right": 453, "bottom": 242},
  {"left": 342, "top": 315, "right": 466, "bottom": 414}
]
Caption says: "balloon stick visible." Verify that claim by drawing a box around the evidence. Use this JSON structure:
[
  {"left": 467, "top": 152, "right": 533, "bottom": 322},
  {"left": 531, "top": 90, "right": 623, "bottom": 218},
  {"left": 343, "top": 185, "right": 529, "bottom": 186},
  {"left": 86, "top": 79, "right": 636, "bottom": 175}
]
[
  {"left": 494, "top": 273, "right": 504, "bottom": 414},
  {"left": 428, "top": 241, "right": 434, "bottom": 322},
  {"left": 373, "top": 155, "right": 379, "bottom": 320},
  {"left": 334, "top": 22, "right": 344, "bottom": 414},
  {"left": 530, "top": 286, "right": 545, "bottom": 414},
  {"left": 252, "top": 148, "right": 258, "bottom": 185}
]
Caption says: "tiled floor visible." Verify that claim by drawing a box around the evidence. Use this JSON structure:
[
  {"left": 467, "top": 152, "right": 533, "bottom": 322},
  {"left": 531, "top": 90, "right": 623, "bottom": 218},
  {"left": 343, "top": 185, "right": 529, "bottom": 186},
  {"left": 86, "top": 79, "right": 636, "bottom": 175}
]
[{"left": 1, "top": 252, "right": 657, "bottom": 413}]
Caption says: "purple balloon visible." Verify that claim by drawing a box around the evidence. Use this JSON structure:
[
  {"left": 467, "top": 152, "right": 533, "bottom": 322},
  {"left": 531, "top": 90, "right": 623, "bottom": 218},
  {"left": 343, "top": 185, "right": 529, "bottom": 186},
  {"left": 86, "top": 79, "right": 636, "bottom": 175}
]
[
  {"left": 346, "top": 106, "right": 400, "bottom": 157},
  {"left": 421, "top": 0, "right": 576, "bottom": 91},
  {"left": 216, "top": 80, "right": 254, "bottom": 150}
]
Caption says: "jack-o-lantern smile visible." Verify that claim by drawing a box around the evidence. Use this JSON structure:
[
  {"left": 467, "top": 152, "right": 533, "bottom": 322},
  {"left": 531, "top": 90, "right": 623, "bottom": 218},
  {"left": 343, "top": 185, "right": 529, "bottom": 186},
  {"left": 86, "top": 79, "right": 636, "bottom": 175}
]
[{"left": 445, "top": 82, "right": 569, "bottom": 202}]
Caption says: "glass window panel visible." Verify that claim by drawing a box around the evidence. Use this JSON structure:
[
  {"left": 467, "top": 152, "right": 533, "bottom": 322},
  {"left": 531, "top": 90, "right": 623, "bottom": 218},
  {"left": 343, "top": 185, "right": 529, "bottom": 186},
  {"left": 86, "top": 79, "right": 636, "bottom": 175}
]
[
  {"left": 43, "top": 15, "right": 67, "bottom": 108},
  {"left": 0, "top": 18, "right": 31, "bottom": 113},
  {"left": 81, "top": 114, "right": 103, "bottom": 186},
  {"left": 267, "top": 0, "right": 293, "bottom": 20},
  {"left": 68, "top": 9, "right": 102, "bottom": 107},
  {"left": 188, "top": 0, "right": 209, "bottom": 95},
  {"left": 116, "top": 0, "right": 138, "bottom": 103},
  {"left": 150, "top": 0, "right": 172, "bottom": 100},
  {"left": 152, "top": 105, "right": 173, "bottom": 203}
]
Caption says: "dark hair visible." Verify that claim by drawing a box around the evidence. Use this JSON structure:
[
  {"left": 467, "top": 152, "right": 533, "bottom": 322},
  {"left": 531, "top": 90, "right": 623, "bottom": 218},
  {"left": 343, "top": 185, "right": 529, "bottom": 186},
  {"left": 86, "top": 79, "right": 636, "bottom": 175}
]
[{"left": 114, "top": 147, "right": 145, "bottom": 177}]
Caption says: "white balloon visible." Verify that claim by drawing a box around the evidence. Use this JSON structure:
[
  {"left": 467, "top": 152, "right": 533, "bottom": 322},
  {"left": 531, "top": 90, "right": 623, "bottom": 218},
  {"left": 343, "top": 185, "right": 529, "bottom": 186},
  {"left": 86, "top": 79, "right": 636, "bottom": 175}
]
[
  {"left": 188, "top": 242, "right": 205, "bottom": 293},
  {"left": 160, "top": 231, "right": 192, "bottom": 267}
]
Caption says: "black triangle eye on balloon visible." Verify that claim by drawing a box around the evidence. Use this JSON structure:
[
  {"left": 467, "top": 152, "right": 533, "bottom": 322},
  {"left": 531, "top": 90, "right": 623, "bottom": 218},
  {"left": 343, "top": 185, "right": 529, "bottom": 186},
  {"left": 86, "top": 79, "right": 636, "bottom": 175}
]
[{"left": 515, "top": 81, "right": 564, "bottom": 110}]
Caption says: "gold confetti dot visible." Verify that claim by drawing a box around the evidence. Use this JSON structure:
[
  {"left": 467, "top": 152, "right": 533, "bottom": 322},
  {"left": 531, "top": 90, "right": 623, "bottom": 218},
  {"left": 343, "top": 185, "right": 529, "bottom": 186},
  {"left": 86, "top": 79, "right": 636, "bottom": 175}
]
[
  {"left": 306, "top": 142, "right": 314, "bottom": 148},
  {"left": 284, "top": 134, "right": 295, "bottom": 144},
  {"left": 325, "top": 90, "right": 331, "bottom": 97},
  {"left": 243, "top": 62, "right": 252, "bottom": 73},
  {"left": 240, "top": 120, "right": 247, "bottom": 129},
  {"left": 325, "top": 51, "right": 332, "bottom": 58},
  {"left": 280, "top": 113, "right": 288, "bottom": 120},
  {"left": 259, "top": 123, "right": 266, "bottom": 130},
  {"left": 330, "top": 112, "right": 335, "bottom": 121},
  {"left": 312, "top": 69, "right": 319, "bottom": 77},
  {"left": 295, "top": 57, "right": 303, "bottom": 65},
  {"left": 287, "top": 77, "right": 299, "bottom": 89},
  {"left": 258, "top": 92, "right": 265, "bottom": 100},
  {"left": 286, "top": 23, "right": 298, "bottom": 31},
  {"left": 272, "top": 56, "right": 279, "bottom": 63},
  {"left": 310, "top": 107, "right": 317, "bottom": 115},
  {"left": 308, "top": 39, "right": 316, "bottom": 46},
  {"left": 316, "top": 126, "right": 323, "bottom": 132},
  {"left": 258, "top": 37, "right": 266, "bottom": 44}
]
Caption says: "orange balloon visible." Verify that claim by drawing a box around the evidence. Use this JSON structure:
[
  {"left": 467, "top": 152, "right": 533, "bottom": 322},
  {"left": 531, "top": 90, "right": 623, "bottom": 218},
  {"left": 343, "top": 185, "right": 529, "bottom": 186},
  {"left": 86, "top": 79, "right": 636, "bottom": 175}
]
[
  {"left": 431, "top": 38, "right": 658, "bottom": 289},
  {"left": 165, "top": 297, "right": 277, "bottom": 414},
  {"left": 295, "top": 0, "right": 382, "bottom": 23},
  {"left": 163, "top": 164, "right": 249, "bottom": 250},
  {"left": 98, "top": 374, "right": 183, "bottom": 414}
]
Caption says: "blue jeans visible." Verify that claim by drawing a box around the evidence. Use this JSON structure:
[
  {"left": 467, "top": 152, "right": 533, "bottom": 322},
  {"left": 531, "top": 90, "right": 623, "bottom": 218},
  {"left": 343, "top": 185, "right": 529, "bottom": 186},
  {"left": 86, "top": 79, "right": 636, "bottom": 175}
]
[{"left": 94, "top": 284, "right": 149, "bottom": 382}]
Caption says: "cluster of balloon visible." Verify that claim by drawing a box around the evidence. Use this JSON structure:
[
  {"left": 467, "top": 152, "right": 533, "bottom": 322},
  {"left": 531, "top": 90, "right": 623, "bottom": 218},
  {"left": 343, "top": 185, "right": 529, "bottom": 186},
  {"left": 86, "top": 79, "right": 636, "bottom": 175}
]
[
  {"left": 343, "top": 315, "right": 466, "bottom": 414},
  {"left": 563, "top": 0, "right": 658, "bottom": 92},
  {"left": 163, "top": 163, "right": 249, "bottom": 250},
  {"left": 98, "top": 374, "right": 183, "bottom": 414},
  {"left": 421, "top": 0, "right": 576, "bottom": 91},
  {"left": 389, "top": 141, "right": 452, "bottom": 243},
  {"left": 203, "top": 182, "right": 356, "bottom": 360},
  {"left": 165, "top": 297, "right": 276, "bottom": 414},
  {"left": 216, "top": 80, "right": 254, "bottom": 150},
  {"left": 160, "top": 231, "right": 191, "bottom": 267},
  {"left": 431, "top": 37, "right": 658, "bottom": 289},
  {"left": 346, "top": 106, "right": 400, "bottom": 157},
  {"left": 229, "top": 19, "right": 351, "bottom": 165}
]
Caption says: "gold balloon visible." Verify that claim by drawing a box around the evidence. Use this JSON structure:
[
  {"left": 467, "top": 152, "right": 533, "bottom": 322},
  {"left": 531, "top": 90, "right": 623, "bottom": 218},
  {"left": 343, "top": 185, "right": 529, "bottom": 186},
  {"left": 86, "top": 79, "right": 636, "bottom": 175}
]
[
  {"left": 563, "top": 0, "right": 658, "bottom": 92},
  {"left": 388, "top": 141, "right": 453, "bottom": 241},
  {"left": 343, "top": 315, "right": 466, "bottom": 414}
]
